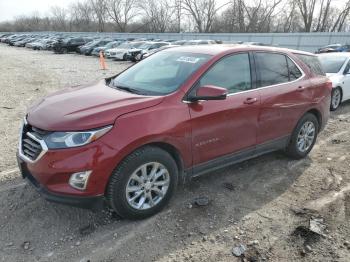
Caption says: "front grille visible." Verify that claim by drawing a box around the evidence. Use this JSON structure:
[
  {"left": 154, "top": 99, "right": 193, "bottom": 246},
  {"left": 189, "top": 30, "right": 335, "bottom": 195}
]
[{"left": 20, "top": 122, "right": 49, "bottom": 161}]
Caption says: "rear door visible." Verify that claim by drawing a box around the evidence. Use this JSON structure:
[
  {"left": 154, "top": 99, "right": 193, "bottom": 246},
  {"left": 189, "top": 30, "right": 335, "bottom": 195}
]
[
  {"left": 189, "top": 52, "right": 260, "bottom": 166},
  {"left": 254, "top": 52, "right": 313, "bottom": 145}
]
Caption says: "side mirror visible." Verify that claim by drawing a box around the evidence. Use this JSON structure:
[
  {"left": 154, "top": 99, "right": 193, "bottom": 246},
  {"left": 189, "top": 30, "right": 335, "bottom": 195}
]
[{"left": 188, "top": 85, "right": 227, "bottom": 102}]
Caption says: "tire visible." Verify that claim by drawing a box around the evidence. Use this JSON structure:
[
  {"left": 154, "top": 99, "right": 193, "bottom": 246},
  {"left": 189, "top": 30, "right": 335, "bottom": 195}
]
[
  {"left": 330, "top": 87, "right": 342, "bottom": 111},
  {"left": 106, "top": 146, "right": 178, "bottom": 219},
  {"left": 285, "top": 113, "right": 319, "bottom": 159}
]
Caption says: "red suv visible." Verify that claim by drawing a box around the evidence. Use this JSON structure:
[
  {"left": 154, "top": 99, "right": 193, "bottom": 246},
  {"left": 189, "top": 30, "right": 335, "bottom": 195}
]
[{"left": 17, "top": 45, "right": 331, "bottom": 219}]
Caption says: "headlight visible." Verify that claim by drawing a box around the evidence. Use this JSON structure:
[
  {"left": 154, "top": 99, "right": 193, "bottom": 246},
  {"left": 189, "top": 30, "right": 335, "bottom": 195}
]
[{"left": 44, "top": 125, "right": 112, "bottom": 149}]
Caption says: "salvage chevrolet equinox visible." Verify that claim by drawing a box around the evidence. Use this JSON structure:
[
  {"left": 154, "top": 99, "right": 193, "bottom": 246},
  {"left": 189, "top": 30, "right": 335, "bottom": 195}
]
[{"left": 17, "top": 45, "right": 332, "bottom": 219}]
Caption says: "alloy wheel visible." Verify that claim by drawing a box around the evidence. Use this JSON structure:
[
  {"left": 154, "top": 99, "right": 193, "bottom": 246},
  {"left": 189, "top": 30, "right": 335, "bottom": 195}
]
[
  {"left": 126, "top": 162, "right": 170, "bottom": 210},
  {"left": 332, "top": 88, "right": 341, "bottom": 109},
  {"left": 297, "top": 121, "right": 316, "bottom": 152}
]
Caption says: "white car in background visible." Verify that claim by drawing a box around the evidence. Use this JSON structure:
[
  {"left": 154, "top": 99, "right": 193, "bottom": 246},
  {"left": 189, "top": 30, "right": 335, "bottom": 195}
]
[
  {"left": 185, "top": 39, "right": 217, "bottom": 45},
  {"left": 318, "top": 53, "right": 350, "bottom": 110},
  {"left": 105, "top": 41, "right": 145, "bottom": 60}
]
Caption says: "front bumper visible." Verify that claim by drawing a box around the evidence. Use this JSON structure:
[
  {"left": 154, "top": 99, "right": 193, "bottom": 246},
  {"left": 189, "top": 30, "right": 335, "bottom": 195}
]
[
  {"left": 113, "top": 53, "right": 125, "bottom": 60},
  {"left": 17, "top": 153, "right": 105, "bottom": 210}
]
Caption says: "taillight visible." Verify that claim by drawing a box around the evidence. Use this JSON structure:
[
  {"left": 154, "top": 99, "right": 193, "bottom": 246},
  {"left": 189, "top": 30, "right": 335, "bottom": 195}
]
[{"left": 325, "top": 80, "right": 333, "bottom": 91}]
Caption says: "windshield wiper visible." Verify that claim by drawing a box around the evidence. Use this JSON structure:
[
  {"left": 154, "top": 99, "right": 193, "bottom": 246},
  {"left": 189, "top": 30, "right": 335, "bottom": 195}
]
[{"left": 114, "top": 85, "right": 145, "bottom": 95}]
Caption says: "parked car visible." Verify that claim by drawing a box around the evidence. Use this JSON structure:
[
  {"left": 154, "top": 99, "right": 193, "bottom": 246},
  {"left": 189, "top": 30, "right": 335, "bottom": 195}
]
[
  {"left": 17, "top": 45, "right": 331, "bottom": 219},
  {"left": 243, "top": 42, "right": 267, "bottom": 46},
  {"left": 53, "top": 37, "right": 87, "bottom": 54},
  {"left": 105, "top": 41, "right": 145, "bottom": 60},
  {"left": 126, "top": 42, "right": 170, "bottom": 61},
  {"left": 8, "top": 35, "right": 27, "bottom": 46},
  {"left": 173, "top": 40, "right": 188, "bottom": 45},
  {"left": 13, "top": 37, "right": 38, "bottom": 47},
  {"left": 26, "top": 38, "right": 57, "bottom": 50},
  {"left": 318, "top": 53, "right": 350, "bottom": 110},
  {"left": 78, "top": 39, "right": 112, "bottom": 55},
  {"left": 186, "top": 40, "right": 217, "bottom": 45},
  {"left": 140, "top": 45, "right": 179, "bottom": 60},
  {"left": 316, "top": 44, "right": 350, "bottom": 54},
  {"left": 91, "top": 41, "right": 122, "bottom": 56}
]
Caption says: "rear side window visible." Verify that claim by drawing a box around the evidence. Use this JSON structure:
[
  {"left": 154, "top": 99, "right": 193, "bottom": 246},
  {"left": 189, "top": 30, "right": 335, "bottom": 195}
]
[
  {"left": 199, "top": 53, "right": 251, "bottom": 94},
  {"left": 287, "top": 57, "right": 303, "bottom": 80},
  {"left": 255, "top": 52, "right": 289, "bottom": 87},
  {"left": 295, "top": 54, "right": 325, "bottom": 76}
]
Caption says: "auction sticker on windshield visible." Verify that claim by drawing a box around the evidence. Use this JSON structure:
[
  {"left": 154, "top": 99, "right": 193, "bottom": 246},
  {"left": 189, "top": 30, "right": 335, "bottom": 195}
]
[{"left": 176, "top": 56, "right": 201, "bottom": 63}]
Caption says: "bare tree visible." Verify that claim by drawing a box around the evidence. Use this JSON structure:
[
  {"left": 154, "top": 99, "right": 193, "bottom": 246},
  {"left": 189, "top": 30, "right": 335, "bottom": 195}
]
[
  {"left": 140, "top": 0, "right": 175, "bottom": 32},
  {"left": 331, "top": 0, "right": 350, "bottom": 32},
  {"left": 294, "top": 0, "right": 317, "bottom": 32},
  {"left": 182, "top": 0, "right": 229, "bottom": 32},
  {"left": 50, "top": 6, "right": 68, "bottom": 31},
  {"left": 174, "top": 0, "right": 183, "bottom": 32},
  {"left": 106, "top": 0, "right": 139, "bottom": 32},
  {"left": 218, "top": 0, "right": 282, "bottom": 33},
  {"left": 2, "top": 0, "right": 350, "bottom": 33},
  {"left": 69, "top": 1, "right": 95, "bottom": 31},
  {"left": 90, "top": 0, "right": 108, "bottom": 32}
]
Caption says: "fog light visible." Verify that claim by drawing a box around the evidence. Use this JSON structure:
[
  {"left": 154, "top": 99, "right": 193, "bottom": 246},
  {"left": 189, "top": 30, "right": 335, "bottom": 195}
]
[{"left": 69, "top": 171, "right": 92, "bottom": 190}]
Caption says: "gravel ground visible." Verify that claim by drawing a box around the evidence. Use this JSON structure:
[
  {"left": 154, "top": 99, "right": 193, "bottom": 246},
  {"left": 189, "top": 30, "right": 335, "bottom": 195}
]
[{"left": 0, "top": 44, "right": 349, "bottom": 262}]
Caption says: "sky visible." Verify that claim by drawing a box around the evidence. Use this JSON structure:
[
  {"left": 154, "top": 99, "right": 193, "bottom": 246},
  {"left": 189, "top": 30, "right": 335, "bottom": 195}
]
[
  {"left": 0, "top": 0, "right": 346, "bottom": 22},
  {"left": 0, "top": 0, "right": 75, "bottom": 22}
]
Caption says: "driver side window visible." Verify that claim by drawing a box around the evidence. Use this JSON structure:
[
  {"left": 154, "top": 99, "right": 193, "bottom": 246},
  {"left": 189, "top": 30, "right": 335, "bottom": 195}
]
[{"left": 199, "top": 53, "right": 252, "bottom": 94}]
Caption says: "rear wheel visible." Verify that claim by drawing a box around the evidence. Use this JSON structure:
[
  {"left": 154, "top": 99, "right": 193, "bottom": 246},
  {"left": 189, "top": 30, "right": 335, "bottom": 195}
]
[
  {"left": 330, "top": 87, "right": 342, "bottom": 111},
  {"left": 285, "top": 113, "right": 319, "bottom": 159},
  {"left": 106, "top": 146, "right": 178, "bottom": 219}
]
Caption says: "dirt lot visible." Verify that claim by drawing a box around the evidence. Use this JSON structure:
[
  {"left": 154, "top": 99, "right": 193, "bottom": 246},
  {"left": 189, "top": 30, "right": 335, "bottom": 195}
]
[{"left": 0, "top": 44, "right": 349, "bottom": 262}]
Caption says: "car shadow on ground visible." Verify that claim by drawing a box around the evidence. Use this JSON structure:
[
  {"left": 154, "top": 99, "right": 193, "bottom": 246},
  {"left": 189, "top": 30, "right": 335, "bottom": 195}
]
[{"left": 0, "top": 151, "right": 311, "bottom": 261}]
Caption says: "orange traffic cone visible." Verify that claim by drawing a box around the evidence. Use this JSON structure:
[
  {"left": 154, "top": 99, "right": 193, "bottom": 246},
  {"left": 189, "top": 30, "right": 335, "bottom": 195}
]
[{"left": 99, "top": 51, "right": 107, "bottom": 70}]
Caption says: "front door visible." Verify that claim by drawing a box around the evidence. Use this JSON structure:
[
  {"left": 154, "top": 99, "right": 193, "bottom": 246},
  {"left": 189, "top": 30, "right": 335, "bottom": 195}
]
[{"left": 188, "top": 53, "right": 260, "bottom": 166}]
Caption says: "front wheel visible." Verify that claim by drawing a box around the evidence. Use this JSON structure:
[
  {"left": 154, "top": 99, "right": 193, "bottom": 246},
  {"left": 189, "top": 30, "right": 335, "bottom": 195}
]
[
  {"left": 285, "top": 113, "right": 319, "bottom": 159},
  {"left": 106, "top": 146, "right": 178, "bottom": 219},
  {"left": 330, "top": 87, "right": 342, "bottom": 111}
]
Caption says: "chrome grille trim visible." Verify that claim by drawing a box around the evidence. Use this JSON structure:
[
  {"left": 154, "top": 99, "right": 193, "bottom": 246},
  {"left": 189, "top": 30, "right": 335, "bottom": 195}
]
[{"left": 18, "top": 119, "right": 48, "bottom": 163}]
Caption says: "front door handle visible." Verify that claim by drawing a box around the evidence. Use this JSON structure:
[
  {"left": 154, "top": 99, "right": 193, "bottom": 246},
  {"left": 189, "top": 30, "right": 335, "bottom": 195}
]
[{"left": 244, "top": 97, "right": 258, "bottom": 105}]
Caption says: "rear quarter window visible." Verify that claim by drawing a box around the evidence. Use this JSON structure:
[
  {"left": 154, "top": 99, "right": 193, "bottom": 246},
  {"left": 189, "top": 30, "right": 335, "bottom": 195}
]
[
  {"left": 295, "top": 54, "right": 325, "bottom": 76},
  {"left": 255, "top": 52, "right": 289, "bottom": 87}
]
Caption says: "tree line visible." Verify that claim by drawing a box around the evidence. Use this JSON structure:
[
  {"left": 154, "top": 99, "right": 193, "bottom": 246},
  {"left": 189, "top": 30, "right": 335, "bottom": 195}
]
[{"left": 1, "top": 0, "right": 350, "bottom": 33}]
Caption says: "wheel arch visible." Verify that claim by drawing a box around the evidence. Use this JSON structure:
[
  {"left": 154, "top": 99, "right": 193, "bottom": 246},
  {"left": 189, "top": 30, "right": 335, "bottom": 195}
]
[
  {"left": 105, "top": 141, "right": 186, "bottom": 194},
  {"left": 305, "top": 108, "right": 322, "bottom": 132},
  {"left": 147, "top": 142, "right": 185, "bottom": 181}
]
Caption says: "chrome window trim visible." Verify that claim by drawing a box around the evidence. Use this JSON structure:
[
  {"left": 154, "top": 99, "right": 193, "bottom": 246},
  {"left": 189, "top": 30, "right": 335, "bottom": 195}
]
[
  {"left": 18, "top": 119, "right": 48, "bottom": 164},
  {"left": 183, "top": 53, "right": 306, "bottom": 102}
]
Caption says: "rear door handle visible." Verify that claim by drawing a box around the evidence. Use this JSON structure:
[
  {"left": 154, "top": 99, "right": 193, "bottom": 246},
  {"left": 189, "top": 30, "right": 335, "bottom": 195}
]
[{"left": 244, "top": 97, "right": 258, "bottom": 105}]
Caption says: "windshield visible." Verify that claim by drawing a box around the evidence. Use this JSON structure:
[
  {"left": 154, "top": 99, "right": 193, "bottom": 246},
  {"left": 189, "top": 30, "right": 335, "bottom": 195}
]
[
  {"left": 131, "top": 42, "right": 145, "bottom": 48},
  {"left": 111, "top": 51, "right": 211, "bottom": 95},
  {"left": 318, "top": 56, "right": 347, "bottom": 73},
  {"left": 117, "top": 42, "right": 131, "bottom": 49},
  {"left": 105, "top": 41, "right": 118, "bottom": 48},
  {"left": 138, "top": 43, "right": 153, "bottom": 49}
]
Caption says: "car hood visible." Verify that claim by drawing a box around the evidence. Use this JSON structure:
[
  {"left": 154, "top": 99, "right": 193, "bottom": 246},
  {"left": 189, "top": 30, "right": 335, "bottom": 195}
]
[
  {"left": 108, "top": 48, "right": 128, "bottom": 52},
  {"left": 27, "top": 80, "right": 164, "bottom": 131}
]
